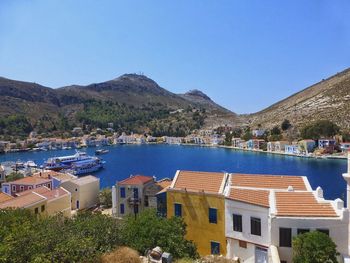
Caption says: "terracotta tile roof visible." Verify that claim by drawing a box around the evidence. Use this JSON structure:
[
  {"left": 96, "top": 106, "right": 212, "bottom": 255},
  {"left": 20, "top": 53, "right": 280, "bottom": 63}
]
[
  {"left": 228, "top": 188, "right": 270, "bottom": 207},
  {"left": 16, "top": 186, "right": 51, "bottom": 197},
  {"left": 0, "top": 193, "right": 45, "bottom": 209},
  {"left": 33, "top": 171, "right": 74, "bottom": 182},
  {"left": 156, "top": 178, "right": 172, "bottom": 189},
  {"left": 275, "top": 191, "right": 337, "bottom": 217},
  {"left": 173, "top": 171, "right": 225, "bottom": 194},
  {"left": 9, "top": 176, "right": 52, "bottom": 185},
  {"left": 231, "top": 173, "right": 307, "bottom": 191},
  {"left": 0, "top": 192, "right": 14, "bottom": 203},
  {"left": 119, "top": 175, "right": 154, "bottom": 185},
  {"left": 39, "top": 188, "right": 69, "bottom": 200}
]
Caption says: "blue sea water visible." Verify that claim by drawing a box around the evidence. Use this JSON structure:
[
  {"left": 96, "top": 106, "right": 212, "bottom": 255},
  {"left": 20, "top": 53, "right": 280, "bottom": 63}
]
[{"left": 0, "top": 144, "right": 347, "bottom": 201}]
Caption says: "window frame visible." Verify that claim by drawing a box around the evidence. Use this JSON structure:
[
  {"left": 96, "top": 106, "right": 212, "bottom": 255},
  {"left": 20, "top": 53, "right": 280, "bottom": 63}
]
[
  {"left": 209, "top": 208, "right": 218, "bottom": 224},
  {"left": 174, "top": 203, "right": 182, "bottom": 217},
  {"left": 250, "top": 217, "right": 261, "bottom": 236},
  {"left": 279, "top": 227, "right": 292, "bottom": 247},
  {"left": 210, "top": 241, "right": 220, "bottom": 255},
  {"left": 120, "top": 187, "right": 126, "bottom": 198},
  {"left": 233, "top": 214, "right": 243, "bottom": 232}
]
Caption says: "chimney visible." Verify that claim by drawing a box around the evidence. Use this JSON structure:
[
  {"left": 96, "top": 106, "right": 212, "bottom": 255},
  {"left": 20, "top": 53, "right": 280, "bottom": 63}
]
[
  {"left": 315, "top": 186, "right": 323, "bottom": 198},
  {"left": 342, "top": 151, "right": 350, "bottom": 208}
]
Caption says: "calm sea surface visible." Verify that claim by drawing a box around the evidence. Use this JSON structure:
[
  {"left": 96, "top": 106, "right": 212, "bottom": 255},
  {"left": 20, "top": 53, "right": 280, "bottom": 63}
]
[{"left": 0, "top": 144, "right": 347, "bottom": 201}]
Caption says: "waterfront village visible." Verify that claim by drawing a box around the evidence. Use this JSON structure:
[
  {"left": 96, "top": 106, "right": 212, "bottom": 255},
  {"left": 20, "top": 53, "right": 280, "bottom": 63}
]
[
  {"left": 1, "top": 149, "right": 350, "bottom": 262},
  {"left": 1, "top": 123, "right": 350, "bottom": 263},
  {"left": 1, "top": 122, "right": 350, "bottom": 160}
]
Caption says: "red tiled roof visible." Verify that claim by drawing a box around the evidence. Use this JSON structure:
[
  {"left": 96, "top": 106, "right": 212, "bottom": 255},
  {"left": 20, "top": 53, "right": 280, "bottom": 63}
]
[
  {"left": 228, "top": 188, "right": 270, "bottom": 207},
  {"left": 231, "top": 173, "right": 307, "bottom": 191},
  {"left": 0, "top": 193, "right": 45, "bottom": 209},
  {"left": 0, "top": 193, "right": 14, "bottom": 203},
  {"left": 173, "top": 170, "right": 225, "bottom": 194},
  {"left": 156, "top": 178, "right": 172, "bottom": 189},
  {"left": 275, "top": 191, "right": 337, "bottom": 217},
  {"left": 119, "top": 175, "right": 154, "bottom": 185},
  {"left": 9, "top": 176, "right": 51, "bottom": 185}
]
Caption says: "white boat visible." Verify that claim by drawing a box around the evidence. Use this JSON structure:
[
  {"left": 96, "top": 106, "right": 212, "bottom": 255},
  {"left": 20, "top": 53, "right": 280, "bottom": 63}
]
[{"left": 70, "top": 157, "right": 105, "bottom": 175}]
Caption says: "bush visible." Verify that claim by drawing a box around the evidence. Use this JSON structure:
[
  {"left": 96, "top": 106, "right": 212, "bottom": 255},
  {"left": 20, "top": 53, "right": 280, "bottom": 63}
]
[
  {"left": 100, "top": 247, "right": 141, "bottom": 263},
  {"left": 293, "top": 231, "right": 339, "bottom": 263},
  {"left": 121, "top": 209, "right": 198, "bottom": 259},
  {"left": 300, "top": 120, "right": 340, "bottom": 140}
]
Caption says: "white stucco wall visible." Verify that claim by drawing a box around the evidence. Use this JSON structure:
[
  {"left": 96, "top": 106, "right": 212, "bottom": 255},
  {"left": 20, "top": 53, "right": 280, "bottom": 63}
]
[
  {"left": 225, "top": 199, "right": 270, "bottom": 261},
  {"left": 271, "top": 210, "right": 350, "bottom": 263}
]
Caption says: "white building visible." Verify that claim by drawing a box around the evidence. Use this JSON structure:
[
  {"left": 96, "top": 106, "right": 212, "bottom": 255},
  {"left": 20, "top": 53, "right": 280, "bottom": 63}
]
[{"left": 225, "top": 171, "right": 350, "bottom": 263}]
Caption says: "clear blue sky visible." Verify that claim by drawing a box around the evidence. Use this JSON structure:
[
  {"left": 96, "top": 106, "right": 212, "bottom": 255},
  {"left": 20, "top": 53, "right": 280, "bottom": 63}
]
[{"left": 0, "top": 1, "right": 349, "bottom": 113}]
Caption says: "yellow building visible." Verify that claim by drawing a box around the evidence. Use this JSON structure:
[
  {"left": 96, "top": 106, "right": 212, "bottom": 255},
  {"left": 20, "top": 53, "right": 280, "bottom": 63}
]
[{"left": 164, "top": 170, "right": 229, "bottom": 256}]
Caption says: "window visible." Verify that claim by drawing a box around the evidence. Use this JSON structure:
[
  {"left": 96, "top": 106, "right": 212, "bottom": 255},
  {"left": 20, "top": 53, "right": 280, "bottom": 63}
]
[
  {"left": 12, "top": 185, "right": 16, "bottom": 192},
  {"left": 20, "top": 185, "right": 24, "bottom": 191},
  {"left": 317, "top": 229, "right": 329, "bottom": 236},
  {"left": 210, "top": 242, "right": 220, "bottom": 255},
  {"left": 297, "top": 228, "right": 309, "bottom": 235},
  {"left": 120, "top": 204, "right": 125, "bottom": 214},
  {"left": 48, "top": 183, "right": 51, "bottom": 189},
  {"left": 174, "top": 203, "right": 182, "bottom": 217},
  {"left": 41, "top": 205, "right": 45, "bottom": 212},
  {"left": 209, "top": 208, "right": 217, "bottom": 224},
  {"left": 35, "top": 207, "right": 39, "bottom": 214},
  {"left": 133, "top": 188, "right": 139, "bottom": 199},
  {"left": 250, "top": 217, "right": 261, "bottom": 236},
  {"left": 279, "top": 228, "right": 292, "bottom": 247},
  {"left": 233, "top": 214, "right": 242, "bottom": 232},
  {"left": 28, "top": 186, "right": 32, "bottom": 190},
  {"left": 120, "top": 187, "right": 126, "bottom": 198}
]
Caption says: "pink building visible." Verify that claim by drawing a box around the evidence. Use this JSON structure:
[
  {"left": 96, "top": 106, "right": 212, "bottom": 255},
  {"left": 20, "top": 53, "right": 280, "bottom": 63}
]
[{"left": 2, "top": 177, "right": 53, "bottom": 196}]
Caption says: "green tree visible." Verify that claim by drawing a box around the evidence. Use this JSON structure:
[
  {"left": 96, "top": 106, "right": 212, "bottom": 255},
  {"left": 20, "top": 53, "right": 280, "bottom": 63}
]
[
  {"left": 121, "top": 209, "right": 198, "bottom": 259},
  {"left": 281, "top": 119, "right": 291, "bottom": 131},
  {"left": 271, "top": 126, "right": 281, "bottom": 135},
  {"left": 0, "top": 209, "right": 121, "bottom": 263},
  {"left": 224, "top": 132, "right": 233, "bottom": 146},
  {"left": 6, "top": 172, "right": 24, "bottom": 182},
  {"left": 293, "top": 231, "right": 339, "bottom": 263},
  {"left": 99, "top": 188, "right": 113, "bottom": 208},
  {"left": 300, "top": 120, "right": 340, "bottom": 140}
]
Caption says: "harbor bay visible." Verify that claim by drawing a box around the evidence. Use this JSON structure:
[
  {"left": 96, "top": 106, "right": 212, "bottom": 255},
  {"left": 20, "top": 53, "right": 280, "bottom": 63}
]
[{"left": 0, "top": 144, "right": 347, "bottom": 201}]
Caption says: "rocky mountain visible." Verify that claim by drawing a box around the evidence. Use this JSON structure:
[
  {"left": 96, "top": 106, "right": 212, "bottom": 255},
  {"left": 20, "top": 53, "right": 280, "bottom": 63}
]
[
  {"left": 243, "top": 68, "right": 350, "bottom": 130},
  {"left": 0, "top": 74, "right": 237, "bottom": 137}
]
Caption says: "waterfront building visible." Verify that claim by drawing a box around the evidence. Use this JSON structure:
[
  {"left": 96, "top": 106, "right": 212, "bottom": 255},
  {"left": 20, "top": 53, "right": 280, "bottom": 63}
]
[
  {"left": 284, "top": 144, "right": 300, "bottom": 155},
  {"left": 60, "top": 175, "right": 100, "bottom": 210},
  {"left": 298, "top": 139, "right": 316, "bottom": 153},
  {"left": 341, "top": 142, "right": 350, "bottom": 153},
  {"left": 2, "top": 176, "right": 53, "bottom": 196},
  {"left": 158, "top": 170, "right": 229, "bottom": 256},
  {"left": 318, "top": 138, "right": 336, "bottom": 149},
  {"left": 0, "top": 186, "right": 71, "bottom": 217},
  {"left": 113, "top": 175, "right": 170, "bottom": 218},
  {"left": 232, "top": 138, "right": 243, "bottom": 148},
  {"left": 247, "top": 139, "right": 265, "bottom": 150},
  {"left": 252, "top": 129, "right": 266, "bottom": 137}
]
